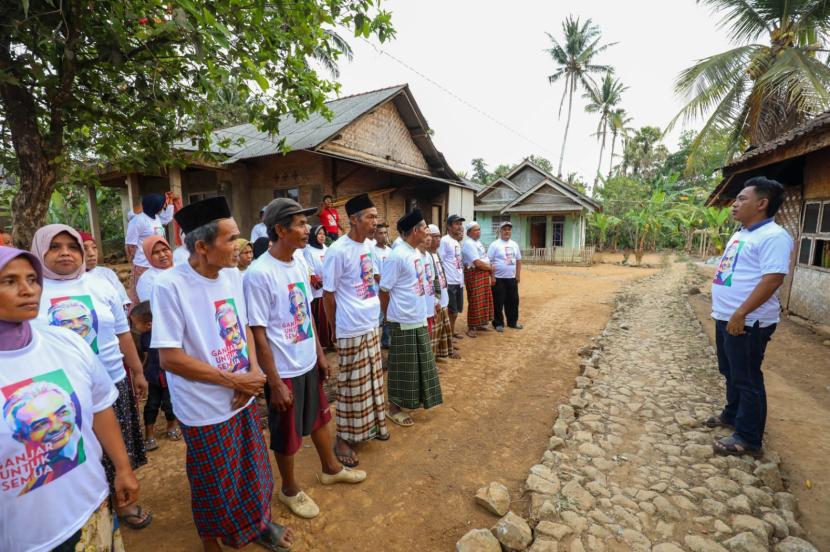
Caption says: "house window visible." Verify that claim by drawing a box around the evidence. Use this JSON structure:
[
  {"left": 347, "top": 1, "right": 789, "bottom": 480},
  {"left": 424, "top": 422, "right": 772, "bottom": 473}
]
[
  {"left": 273, "top": 187, "right": 300, "bottom": 202},
  {"left": 491, "top": 215, "right": 511, "bottom": 235},
  {"left": 552, "top": 216, "right": 564, "bottom": 247},
  {"left": 799, "top": 200, "right": 830, "bottom": 269}
]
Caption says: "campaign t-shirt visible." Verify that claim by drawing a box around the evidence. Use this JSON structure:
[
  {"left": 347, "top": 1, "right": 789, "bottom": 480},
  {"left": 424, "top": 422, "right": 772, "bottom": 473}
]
[
  {"left": 432, "top": 251, "right": 450, "bottom": 308},
  {"left": 303, "top": 245, "right": 327, "bottom": 300},
  {"left": 462, "top": 238, "right": 489, "bottom": 269},
  {"left": 372, "top": 245, "right": 392, "bottom": 277},
  {"left": 391, "top": 236, "right": 404, "bottom": 250},
  {"left": 135, "top": 267, "right": 168, "bottom": 302},
  {"left": 38, "top": 274, "right": 130, "bottom": 384},
  {"left": 150, "top": 263, "right": 253, "bottom": 427},
  {"left": 244, "top": 253, "right": 317, "bottom": 379},
  {"left": 321, "top": 208, "right": 340, "bottom": 234},
  {"left": 251, "top": 222, "right": 268, "bottom": 243},
  {"left": 488, "top": 239, "right": 522, "bottom": 279},
  {"left": 380, "top": 241, "right": 427, "bottom": 325},
  {"left": 322, "top": 236, "right": 380, "bottom": 338},
  {"left": 87, "top": 266, "right": 130, "bottom": 307},
  {"left": 125, "top": 207, "right": 172, "bottom": 268},
  {"left": 172, "top": 246, "right": 190, "bottom": 266},
  {"left": 439, "top": 235, "right": 464, "bottom": 286},
  {"left": 0, "top": 324, "right": 117, "bottom": 552},
  {"left": 422, "top": 250, "right": 438, "bottom": 318},
  {"left": 711, "top": 219, "right": 793, "bottom": 325}
]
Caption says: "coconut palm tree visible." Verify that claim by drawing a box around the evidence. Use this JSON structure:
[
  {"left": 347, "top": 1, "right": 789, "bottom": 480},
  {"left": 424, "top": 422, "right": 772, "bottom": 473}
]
[
  {"left": 546, "top": 16, "right": 615, "bottom": 176},
  {"left": 607, "top": 107, "right": 633, "bottom": 177},
  {"left": 670, "top": 0, "right": 830, "bottom": 166},
  {"left": 584, "top": 72, "right": 627, "bottom": 189}
]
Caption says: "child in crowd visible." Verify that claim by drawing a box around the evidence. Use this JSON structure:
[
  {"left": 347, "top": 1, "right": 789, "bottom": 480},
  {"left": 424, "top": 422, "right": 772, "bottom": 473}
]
[{"left": 129, "top": 301, "right": 181, "bottom": 450}]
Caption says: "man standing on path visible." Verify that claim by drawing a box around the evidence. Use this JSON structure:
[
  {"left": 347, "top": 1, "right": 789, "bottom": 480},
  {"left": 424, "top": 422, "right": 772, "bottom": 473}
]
[
  {"left": 488, "top": 221, "right": 523, "bottom": 332},
  {"left": 461, "top": 221, "right": 494, "bottom": 338},
  {"left": 151, "top": 197, "right": 293, "bottom": 552},
  {"left": 429, "top": 224, "right": 459, "bottom": 360},
  {"left": 708, "top": 177, "right": 793, "bottom": 457},
  {"left": 320, "top": 195, "right": 345, "bottom": 241},
  {"left": 244, "top": 198, "right": 366, "bottom": 520},
  {"left": 373, "top": 223, "right": 393, "bottom": 349},
  {"left": 439, "top": 215, "right": 465, "bottom": 340},
  {"left": 380, "top": 210, "right": 443, "bottom": 427},
  {"left": 323, "top": 193, "right": 389, "bottom": 468},
  {"left": 251, "top": 207, "right": 268, "bottom": 242}
]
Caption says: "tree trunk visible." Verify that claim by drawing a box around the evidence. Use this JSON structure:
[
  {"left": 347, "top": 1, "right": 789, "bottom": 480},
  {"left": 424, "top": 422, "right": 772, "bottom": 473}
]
[
  {"left": 557, "top": 78, "right": 575, "bottom": 177},
  {"left": 608, "top": 134, "right": 616, "bottom": 178},
  {"left": 11, "top": 156, "right": 57, "bottom": 249},
  {"left": 593, "top": 120, "right": 607, "bottom": 190}
]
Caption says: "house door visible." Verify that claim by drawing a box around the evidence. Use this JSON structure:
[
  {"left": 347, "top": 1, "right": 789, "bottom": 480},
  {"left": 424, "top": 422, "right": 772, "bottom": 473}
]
[
  {"left": 530, "top": 216, "right": 547, "bottom": 248},
  {"left": 431, "top": 204, "right": 443, "bottom": 227}
]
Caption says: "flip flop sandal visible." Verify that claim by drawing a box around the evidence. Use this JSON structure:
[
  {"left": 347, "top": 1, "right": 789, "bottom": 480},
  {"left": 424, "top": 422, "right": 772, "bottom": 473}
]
[
  {"left": 453, "top": 333, "right": 464, "bottom": 340},
  {"left": 374, "top": 432, "right": 390, "bottom": 441},
  {"left": 387, "top": 411, "right": 414, "bottom": 427},
  {"left": 255, "top": 520, "right": 293, "bottom": 551},
  {"left": 713, "top": 436, "right": 762, "bottom": 458},
  {"left": 465, "top": 330, "right": 477, "bottom": 338},
  {"left": 167, "top": 428, "right": 183, "bottom": 441},
  {"left": 449, "top": 352, "right": 462, "bottom": 359},
  {"left": 118, "top": 505, "right": 153, "bottom": 530},
  {"left": 144, "top": 437, "right": 159, "bottom": 451},
  {"left": 333, "top": 447, "right": 359, "bottom": 468},
  {"left": 704, "top": 416, "right": 734, "bottom": 429}
]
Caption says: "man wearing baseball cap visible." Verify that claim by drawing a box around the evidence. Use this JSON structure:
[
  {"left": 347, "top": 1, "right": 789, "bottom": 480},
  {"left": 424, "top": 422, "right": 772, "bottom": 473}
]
[{"left": 488, "top": 220, "right": 523, "bottom": 331}]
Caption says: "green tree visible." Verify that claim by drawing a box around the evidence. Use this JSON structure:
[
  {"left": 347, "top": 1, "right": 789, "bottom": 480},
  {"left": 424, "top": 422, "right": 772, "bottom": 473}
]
[
  {"left": 526, "top": 154, "right": 554, "bottom": 174},
  {"left": 671, "top": 0, "right": 830, "bottom": 166},
  {"left": 607, "top": 107, "right": 632, "bottom": 177},
  {"left": 584, "top": 72, "right": 627, "bottom": 189},
  {"left": 546, "top": 16, "right": 614, "bottom": 176},
  {"left": 588, "top": 212, "right": 621, "bottom": 251},
  {"left": 622, "top": 127, "right": 669, "bottom": 179},
  {"left": 0, "top": 1, "right": 394, "bottom": 247},
  {"left": 470, "top": 158, "right": 490, "bottom": 185}
]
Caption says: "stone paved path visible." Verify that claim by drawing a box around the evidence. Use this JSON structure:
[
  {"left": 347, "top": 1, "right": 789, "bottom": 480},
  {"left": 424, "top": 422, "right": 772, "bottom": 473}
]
[{"left": 462, "top": 265, "right": 822, "bottom": 552}]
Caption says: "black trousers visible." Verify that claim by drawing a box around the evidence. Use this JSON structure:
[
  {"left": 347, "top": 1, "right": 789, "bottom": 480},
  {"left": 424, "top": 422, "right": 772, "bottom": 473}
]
[
  {"left": 492, "top": 277, "right": 519, "bottom": 328},
  {"left": 144, "top": 382, "right": 175, "bottom": 425}
]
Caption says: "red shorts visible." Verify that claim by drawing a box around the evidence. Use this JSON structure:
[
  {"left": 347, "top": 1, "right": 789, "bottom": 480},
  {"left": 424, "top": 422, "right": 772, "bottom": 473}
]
[{"left": 264, "top": 368, "right": 331, "bottom": 456}]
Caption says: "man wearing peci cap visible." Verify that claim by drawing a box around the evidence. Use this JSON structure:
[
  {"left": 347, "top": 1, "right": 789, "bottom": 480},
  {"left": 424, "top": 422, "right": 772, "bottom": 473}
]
[
  {"left": 439, "top": 214, "right": 466, "bottom": 340},
  {"left": 322, "top": 193, "right": 389, "bottom": 468},
  {"left": 429, "top": 224, "right": 459, "bottom": 360},
  {"left": 150, "top": 196, "right": 293, "bottom": 552},
  {"left": 488, "top": 221, "right": 523, "bottom": 331},
  {"left": 251, "top": 207, "right": 268, "bottom": 242},
  {"left": 380, "top": 210, "right": 443, "bottom": 427},
  {"left": 244, "top": 198, "right": 366, "bottom": 520}
]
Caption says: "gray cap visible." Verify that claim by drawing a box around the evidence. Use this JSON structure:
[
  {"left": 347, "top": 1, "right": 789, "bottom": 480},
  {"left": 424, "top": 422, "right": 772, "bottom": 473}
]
[{"left": 263, "top": 198, "right": 317, "bottom": 232}]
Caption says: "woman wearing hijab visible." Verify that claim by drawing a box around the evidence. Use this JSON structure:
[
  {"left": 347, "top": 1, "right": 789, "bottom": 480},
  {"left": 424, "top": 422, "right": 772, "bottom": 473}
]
[
  {"left": 237, "top": 238, "right": 254, "bottom": 271},
  {"left": 303, "top": 225, "right": 332, "bottom": 348},
  {"left": 31, "top": 224, "right": 153, "bottom": 530},
  {"left": 135, "top": 235, "right": 173, "bottom": 302},
  {"left": 252, "top": 236, "right": 271, "bottom": 260},
  {"left": 0, "top": 247, "right": 141, "bottom": 551},
  {"left": 79, "top": 231, "right": 131, "bottom": 313},
  {"left": 124, "top": 193, "right": 174, "bottom": 304}
]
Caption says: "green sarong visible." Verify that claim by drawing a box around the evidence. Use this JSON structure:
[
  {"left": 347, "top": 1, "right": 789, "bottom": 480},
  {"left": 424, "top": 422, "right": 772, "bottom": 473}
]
[{"left": 387, "top": 322, "right": 443, "bottom": 410}]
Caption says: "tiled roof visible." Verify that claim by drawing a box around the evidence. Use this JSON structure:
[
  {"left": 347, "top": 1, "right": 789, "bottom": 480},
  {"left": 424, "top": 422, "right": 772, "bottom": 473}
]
[{"left": 725, "top": 110, "right": 830, "bottom": 170}]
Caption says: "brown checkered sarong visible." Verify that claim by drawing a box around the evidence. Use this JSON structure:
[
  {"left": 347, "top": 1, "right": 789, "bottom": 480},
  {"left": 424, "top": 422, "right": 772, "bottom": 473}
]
[
  {"left": 464, "top": 267, "right": 494, "bottom": 327},
  {"left": 335, "top": 329, "right": 389, "bottom": 443},
  {"left": 431, "top": 307, "right": 454, "bottom": 358}
]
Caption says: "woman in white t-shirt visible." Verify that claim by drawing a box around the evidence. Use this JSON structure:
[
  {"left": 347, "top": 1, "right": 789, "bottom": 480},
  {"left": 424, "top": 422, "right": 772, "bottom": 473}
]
[
  {"left": 125, "top": 193, "right": 174, "bottom": 304},
  {"left": 31, "top": 224, "right": 153, "bottom": 530},
  {"left": 79, "top": 231, "right": 131, "bottom": 313},
  {"left": 0, "top": 247, "right": 139, "bottom": 551},
  {"left": 135, "top": 235, "right": 173, "bottom": 302},
  {"left": 303, "top": 225, "right": 332, "bottom": 348}
]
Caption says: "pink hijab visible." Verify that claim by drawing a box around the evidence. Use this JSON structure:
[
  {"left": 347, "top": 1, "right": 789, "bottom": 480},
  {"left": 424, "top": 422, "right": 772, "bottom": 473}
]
[
  {"left": 142, "top": 235, "right": 173, "bottom": 269},
  {"left": 30, "top": 224, "right": 86, "bottom": 281}
]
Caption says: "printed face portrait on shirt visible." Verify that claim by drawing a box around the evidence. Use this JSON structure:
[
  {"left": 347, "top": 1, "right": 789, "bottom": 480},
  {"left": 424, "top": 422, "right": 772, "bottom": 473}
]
[
  {"left": 358, "top": 253, "right": 377, "bottom": 299},
  {"left": 214, "top": 299, "right": 249, "bottom": 372},
  {"left": 47, "top": 296, "right": 98, "bottom": 353},
  {"left": 287, "top": 283, "right": 313, "bottom": 343},
  {"left": 414, "top": 258, "right": 425, "bottom": 296},
  {"left": 1, "top": 370, "right": 86, "bottom": 496},
  {"left": 713, "top": 240, "right": 744, "bottom": 287},
  {"left": 505, "top": 246, "right": 515, "bottom": 265}
]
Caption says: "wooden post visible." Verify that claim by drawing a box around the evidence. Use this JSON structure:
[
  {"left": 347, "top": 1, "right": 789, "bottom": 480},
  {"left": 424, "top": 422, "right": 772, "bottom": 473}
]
[
  {"left": 168, "top": 166, "right": 183, "bottom": 199},
  {"left": 85, "top": 183, "right": 102, "bottom": 261}
]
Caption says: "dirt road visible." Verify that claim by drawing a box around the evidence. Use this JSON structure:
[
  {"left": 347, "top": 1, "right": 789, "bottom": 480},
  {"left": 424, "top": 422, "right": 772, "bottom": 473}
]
[{"left": 124, "top": 264, "right": 654, "bottom": 552}]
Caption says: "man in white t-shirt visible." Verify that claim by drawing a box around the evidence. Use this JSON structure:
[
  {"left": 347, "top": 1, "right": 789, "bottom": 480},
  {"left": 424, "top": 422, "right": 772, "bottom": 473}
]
[
  {"left": 429, "top": 224, "right": 459, "bottom": 360},
  {"left": 708, "top": 177, "right": 793, "bottom": 458},
  {"left": 322, "top": 193, "right": 389, "bottom": 468},
  {"left": 380, "top": 210, "right": 443, "bottom": 427},
  {"left": 151, "top": 196, "right": 293, "bottom": 551},
  {"left": 488, "top": 221, "right": 523, "bottom": 332},
  {"left": 461, "top": 221, "right": 494, "bottom": 338},
  {"left": 251, "top": 207, "right": 268, "bottom": 242},
  {"left": 439, "top": 214, "right": 466, "bottom": 339},
  {"left": 372, "top": 223, "right": 393, "bottom": 348},
  {"left": 245, "top": 198, "right": 366, "bottom": 520}
]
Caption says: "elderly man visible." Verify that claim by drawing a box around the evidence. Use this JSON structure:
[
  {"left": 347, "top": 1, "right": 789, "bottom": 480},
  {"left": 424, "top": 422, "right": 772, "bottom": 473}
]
[
  {"left": 323, "top": 193, "right": 389, "bottom": 468},
  {"left": 488, "top": 221, "right": 523, "bottom": 331},
  {"left": 245, "top": 198, "right": 366, "bottom": 520},
  {"left": 151, "top": 196, "right": 292, "bottom": 552},
  {"left": 380, "top": 210, "right": 443, "bottom": 427},
  {"left": 428, "top": 224, "right": 459, "bottom": 360},
  {"left": 439, "top": 215, "right": 465, "bottom": 340},
  {"left": 708, "top": 177, "right": 793, "bottom": 457},
  {"left": 461, "top": 221, "right": 494, "bottom": 338}
]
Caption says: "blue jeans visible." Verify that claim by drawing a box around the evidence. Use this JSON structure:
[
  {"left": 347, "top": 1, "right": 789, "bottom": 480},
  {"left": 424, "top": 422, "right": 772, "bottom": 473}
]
[{"left": 715, "top": 319, "right": 776, "bottom": 449}]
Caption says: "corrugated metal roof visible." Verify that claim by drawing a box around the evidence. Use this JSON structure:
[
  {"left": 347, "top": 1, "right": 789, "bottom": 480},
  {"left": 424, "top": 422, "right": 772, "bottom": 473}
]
[
  {"left": 175, "top": 85, "right": 407, "bottom": 162},
  {"left": 724, "top": 110, "right": 830, "bottom": 170}
]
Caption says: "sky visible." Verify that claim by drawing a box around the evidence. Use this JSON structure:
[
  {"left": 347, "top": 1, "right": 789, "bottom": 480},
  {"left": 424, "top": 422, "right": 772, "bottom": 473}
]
[{"left": 333, "top": 0, "right": 736, "bottom": 183}]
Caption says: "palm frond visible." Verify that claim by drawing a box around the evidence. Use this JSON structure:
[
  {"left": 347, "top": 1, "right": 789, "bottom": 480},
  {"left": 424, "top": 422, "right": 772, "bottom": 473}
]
[{"left": 699, "top": 0, "right": 773, "bottom": 42}]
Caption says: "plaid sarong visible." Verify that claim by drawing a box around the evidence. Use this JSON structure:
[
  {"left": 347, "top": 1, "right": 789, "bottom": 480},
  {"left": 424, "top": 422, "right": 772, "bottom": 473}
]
[
  {"left": 387, "top": 323, "right": 443, "bottom": 410},
  {"left": 464, "top": 267, "right": 494, "bottom": 327},
  {"left": 181, "top": 403, "right": 272, "bottom": 547},
  {"left": 431, "top": 307, "right": 454, "bottom": 358},
  {"left": 335, "top": 329, "right": 389, "bottom": 443}
]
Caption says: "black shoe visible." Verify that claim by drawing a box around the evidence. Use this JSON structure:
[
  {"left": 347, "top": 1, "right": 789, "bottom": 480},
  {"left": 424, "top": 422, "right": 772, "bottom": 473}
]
[{"left": 509, "top": 323, "right": 524, "bottom": 330}]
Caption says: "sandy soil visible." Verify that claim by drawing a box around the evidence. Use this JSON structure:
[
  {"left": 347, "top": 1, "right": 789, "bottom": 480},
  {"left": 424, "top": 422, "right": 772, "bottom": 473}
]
[
  {"left": 688, "top": 264, "right": 830, "bottom": 548},
  {"left": 123, "top": 263, "right": 655, "bottom": 552}
]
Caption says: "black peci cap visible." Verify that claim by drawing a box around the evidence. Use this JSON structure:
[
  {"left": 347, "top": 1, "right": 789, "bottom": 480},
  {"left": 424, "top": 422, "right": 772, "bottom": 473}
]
[{"left": 174, "top": 196, "right": 232, "bottom": 234}]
